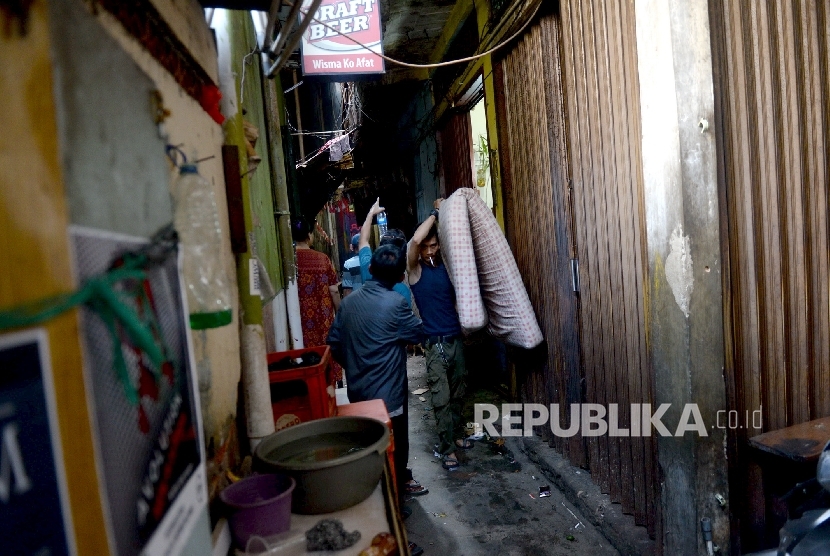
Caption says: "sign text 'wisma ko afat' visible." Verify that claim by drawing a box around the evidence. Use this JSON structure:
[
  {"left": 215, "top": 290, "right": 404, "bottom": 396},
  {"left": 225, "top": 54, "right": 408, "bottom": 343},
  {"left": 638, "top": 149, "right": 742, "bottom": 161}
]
[{"left": 300, "top": 0, "right": 385, "bottom": 76}]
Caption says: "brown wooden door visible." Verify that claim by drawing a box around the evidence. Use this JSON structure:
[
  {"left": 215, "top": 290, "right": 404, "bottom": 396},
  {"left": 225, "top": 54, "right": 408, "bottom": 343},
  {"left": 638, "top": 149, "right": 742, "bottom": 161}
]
[{"left": 438, "top": 112, "right": 475, "bottom": 196}]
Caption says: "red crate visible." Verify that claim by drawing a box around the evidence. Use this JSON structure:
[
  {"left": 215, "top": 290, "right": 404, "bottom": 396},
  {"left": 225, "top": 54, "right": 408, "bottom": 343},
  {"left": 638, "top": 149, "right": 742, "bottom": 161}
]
[{"left": 267, "top": 345, "right": 335, "bottom": 431}]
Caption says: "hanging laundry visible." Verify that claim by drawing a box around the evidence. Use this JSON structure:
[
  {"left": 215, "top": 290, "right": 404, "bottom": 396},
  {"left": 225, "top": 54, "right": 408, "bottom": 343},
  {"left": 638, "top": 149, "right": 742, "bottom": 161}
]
[{"left": 328, "top": 133, "right": 350, "bottom": 162}]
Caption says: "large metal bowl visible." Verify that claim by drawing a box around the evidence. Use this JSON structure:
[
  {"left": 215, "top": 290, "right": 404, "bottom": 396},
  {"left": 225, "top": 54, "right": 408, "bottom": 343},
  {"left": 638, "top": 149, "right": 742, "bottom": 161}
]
[{"left": 253, "top": 416, "right": 390, "bottom": 514}]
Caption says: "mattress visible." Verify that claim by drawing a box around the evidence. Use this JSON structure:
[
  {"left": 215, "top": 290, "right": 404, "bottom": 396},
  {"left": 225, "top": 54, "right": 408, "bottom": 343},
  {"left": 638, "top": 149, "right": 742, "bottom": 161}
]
[{"left": 439, "top": 188, "right": 543, "bottom": 349}]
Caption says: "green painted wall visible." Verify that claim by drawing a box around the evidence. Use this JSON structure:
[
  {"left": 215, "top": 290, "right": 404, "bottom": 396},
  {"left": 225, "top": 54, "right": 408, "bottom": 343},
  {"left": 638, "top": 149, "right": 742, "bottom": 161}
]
[{"left": 228, "top": 11, "right": 283, "bottom": 295}]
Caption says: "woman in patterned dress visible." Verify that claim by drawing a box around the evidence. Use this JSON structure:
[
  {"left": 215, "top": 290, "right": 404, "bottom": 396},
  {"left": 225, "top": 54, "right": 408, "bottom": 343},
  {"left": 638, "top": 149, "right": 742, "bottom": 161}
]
[{"left": 292, "top": 217, "right": 343, "bottom": 381}]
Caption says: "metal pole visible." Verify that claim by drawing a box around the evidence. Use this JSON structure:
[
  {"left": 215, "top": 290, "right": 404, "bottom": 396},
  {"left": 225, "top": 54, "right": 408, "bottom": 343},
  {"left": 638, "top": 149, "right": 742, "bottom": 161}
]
[
  {"left": 263, "top": 64, "right": 304, "bottom": 350},
  {"left": 266, "top": 0, "right": 323, "bottom": 77}
]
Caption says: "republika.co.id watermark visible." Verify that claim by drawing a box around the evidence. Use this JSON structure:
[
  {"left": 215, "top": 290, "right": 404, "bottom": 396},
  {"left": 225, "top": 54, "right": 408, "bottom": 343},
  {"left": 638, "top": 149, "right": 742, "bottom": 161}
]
[{"left": 474, "top": 403, "right": 763, "bottom": 438}]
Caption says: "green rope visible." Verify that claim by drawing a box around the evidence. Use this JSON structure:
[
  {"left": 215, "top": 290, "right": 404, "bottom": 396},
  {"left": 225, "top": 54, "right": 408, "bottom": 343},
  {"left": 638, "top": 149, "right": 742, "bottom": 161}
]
[
  {"left": 0, "top": 288, "right": 92, "bottom": 329},
  {"left": 0, "top": 266, "right": 166, "bottom": 405}
]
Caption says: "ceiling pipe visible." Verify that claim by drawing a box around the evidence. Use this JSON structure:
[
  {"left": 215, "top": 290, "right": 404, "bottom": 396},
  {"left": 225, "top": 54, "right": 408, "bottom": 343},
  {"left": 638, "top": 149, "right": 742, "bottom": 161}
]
[
  {"left": 263, "top": 0, "right": 283, "bottom": 51},
  {"left": 267, "top": 0, "right": 323, "bottom": 78},
  {"left": 265, "top": 0, "right": 303, "bottom": 61}
]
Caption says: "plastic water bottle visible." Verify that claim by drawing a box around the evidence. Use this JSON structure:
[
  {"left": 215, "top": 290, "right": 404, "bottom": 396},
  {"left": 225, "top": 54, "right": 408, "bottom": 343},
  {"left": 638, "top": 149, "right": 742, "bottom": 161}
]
[
  {"left": 173, "top": 163, "right": 233, "bottom": 329},
  {"left": 377, "top": 211, "right": 388, "bottom": 235}
]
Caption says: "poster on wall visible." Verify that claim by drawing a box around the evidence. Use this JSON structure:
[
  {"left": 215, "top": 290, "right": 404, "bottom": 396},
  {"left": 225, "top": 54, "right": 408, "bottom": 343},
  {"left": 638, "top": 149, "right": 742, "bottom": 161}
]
[
  {"left": 300, "top": 0, "right": 385, "bottom": 75},
  {"left": 70, "top": 226, "right": 207, "bottom": 556},
  {"left": 0, "top": 328, "right": 76, "bottom": 556}
]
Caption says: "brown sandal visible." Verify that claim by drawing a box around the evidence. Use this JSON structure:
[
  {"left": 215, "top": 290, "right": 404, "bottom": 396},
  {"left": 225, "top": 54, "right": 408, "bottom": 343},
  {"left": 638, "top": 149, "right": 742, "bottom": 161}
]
[
  {"left": 442, "top": 456, "right": 460, "bottom": 470},
  {"left": 405, "top": 480, "right": 429, "bottom": 496},
  {"left": 455, "top": 438, "right": 474, "bottom": 450}
]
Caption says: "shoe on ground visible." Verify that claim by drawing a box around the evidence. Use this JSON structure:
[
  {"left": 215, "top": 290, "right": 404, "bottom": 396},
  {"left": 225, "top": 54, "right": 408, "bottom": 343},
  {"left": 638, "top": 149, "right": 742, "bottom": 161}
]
[
  {"left": 455, "top": 438, "right": 474, "bottom": 450},
  {"left": 442, "top": 456, "right": 460, "bottom": 471},
  {"left": 401, "top": 505, "right": 412, "bottom": 520},
  {"left": 405, "top": 480, "right": 429, "bottom": 496},
  {"left": 409, "top": 542, "right": 424, "bottom": 556}
]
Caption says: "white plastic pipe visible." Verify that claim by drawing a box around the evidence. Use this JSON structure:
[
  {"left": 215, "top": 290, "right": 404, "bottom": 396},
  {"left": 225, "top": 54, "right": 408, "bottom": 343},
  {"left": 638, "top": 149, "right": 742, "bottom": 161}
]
[
  {"left": 271, "top": 292, "right": 290, "bottom": 352},
  {"left": 285, "top": 279, "right": 303, "bottom": 349},
  {"left": 240, "top": 324, "right": 275, "bottom": 449}
]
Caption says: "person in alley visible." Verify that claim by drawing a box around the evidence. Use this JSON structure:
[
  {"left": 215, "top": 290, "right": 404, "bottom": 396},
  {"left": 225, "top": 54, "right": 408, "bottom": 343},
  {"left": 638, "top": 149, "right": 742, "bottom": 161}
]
[{"left": 407, "top": 199, "right": 471, "bottom": 472}]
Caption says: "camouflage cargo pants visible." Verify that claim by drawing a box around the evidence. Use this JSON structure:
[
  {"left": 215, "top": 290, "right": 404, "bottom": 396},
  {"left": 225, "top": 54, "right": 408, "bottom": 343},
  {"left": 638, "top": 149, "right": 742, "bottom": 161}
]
[{"left": 425, "top": 337, "right": 467, "bottom": 456}]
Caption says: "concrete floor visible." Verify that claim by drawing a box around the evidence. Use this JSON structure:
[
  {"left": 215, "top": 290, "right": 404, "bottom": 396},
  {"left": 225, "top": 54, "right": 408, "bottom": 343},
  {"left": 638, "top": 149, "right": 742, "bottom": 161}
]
[{"left": 402, "top": 355, "right": 619, "bottom": 556}]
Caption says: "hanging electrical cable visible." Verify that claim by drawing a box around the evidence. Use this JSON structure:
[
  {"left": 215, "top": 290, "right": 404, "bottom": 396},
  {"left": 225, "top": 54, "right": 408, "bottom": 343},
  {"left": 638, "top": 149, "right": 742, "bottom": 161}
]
[
  {"left": 294, "top": 127, "right": 357, "bottom": 168},
  {"left": 238, "top": 48, "right": 258, "bottom": 108}
]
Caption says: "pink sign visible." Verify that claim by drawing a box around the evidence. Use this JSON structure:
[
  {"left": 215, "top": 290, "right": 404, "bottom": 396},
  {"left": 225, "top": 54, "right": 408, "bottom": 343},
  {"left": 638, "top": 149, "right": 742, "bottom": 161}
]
[{"left": 300, "top": 0, "right": 385, "bottom": 75}]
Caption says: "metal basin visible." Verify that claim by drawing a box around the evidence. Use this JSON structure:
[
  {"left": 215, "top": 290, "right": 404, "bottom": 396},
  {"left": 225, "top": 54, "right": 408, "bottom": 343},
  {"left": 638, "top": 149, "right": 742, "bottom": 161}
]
[{"left": 253, "top": 416, "right": 389, "bottom": 514}]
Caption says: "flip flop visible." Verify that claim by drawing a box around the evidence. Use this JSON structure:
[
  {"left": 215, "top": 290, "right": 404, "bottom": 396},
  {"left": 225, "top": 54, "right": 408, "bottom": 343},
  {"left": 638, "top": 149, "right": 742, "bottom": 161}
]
[
  {"left": 455, "top": 438, "right": 474, "bottom": 450},
  {"left": 405, "top": 481, "right": 429, "bottom": 496},
  {"left": 442, "top": 456, "right": 460, "bottom": 471}
]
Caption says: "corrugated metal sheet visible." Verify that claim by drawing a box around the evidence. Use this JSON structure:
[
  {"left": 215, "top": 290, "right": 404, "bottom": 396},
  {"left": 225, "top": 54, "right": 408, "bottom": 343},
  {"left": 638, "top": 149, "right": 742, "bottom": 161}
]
[
  {"left": 709, "top": 0, "right": 830, "bottom": 546},
  {"left": 496, "top": 2, "right": 658, "bottom": 537},
  {"left": 559, "top": 0, "right": 656, "bottom": 535},
  {"left": 495, "top": 13, "right": 585, "bottom": 469}
]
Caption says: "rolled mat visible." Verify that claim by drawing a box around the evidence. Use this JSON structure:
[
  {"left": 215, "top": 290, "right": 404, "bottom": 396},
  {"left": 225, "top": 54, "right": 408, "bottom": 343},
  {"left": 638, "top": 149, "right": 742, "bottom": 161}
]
[{"left": 439, "top": 189, "right": 543, "bottom": 349}]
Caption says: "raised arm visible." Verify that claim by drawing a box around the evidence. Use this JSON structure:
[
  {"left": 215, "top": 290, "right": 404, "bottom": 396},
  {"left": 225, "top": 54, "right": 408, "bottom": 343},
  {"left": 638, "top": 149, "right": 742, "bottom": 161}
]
[
  {"left": 407, "top": 197, "right": 443, "bottom": 276},
  {"left": 359, "top": 197, "right": 385, "bottom": 250}
]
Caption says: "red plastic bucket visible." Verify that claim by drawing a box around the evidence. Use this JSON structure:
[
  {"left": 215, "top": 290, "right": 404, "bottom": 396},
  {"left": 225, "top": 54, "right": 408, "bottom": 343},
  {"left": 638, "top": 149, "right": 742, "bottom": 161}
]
[{"left": 220, "top": 473, "right": 296, "bottom": 549}]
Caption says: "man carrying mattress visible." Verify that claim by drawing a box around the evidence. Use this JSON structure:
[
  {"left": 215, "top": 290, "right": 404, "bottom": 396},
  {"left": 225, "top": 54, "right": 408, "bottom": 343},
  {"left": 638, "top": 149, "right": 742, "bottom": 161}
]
[{"left": 407, "top": 198, "right": 472, "bottom": 471}]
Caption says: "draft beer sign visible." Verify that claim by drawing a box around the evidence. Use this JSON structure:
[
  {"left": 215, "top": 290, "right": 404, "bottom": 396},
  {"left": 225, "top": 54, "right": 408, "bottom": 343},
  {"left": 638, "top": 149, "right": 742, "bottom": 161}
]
[{"left": 300, "top": 0, "right": 385, "bottom": 75}]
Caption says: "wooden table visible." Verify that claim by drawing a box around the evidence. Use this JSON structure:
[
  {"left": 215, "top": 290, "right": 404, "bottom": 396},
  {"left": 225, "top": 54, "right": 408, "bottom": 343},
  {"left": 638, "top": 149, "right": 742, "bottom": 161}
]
[
  {"left": 747, "top": 416, "right": 830, "bottom": 546},
  {"left": 748, "top": 417, "right": 830, "bottom": 463},
  {"left": 234, "top": 462, "right": 409, "bottom": 555}
]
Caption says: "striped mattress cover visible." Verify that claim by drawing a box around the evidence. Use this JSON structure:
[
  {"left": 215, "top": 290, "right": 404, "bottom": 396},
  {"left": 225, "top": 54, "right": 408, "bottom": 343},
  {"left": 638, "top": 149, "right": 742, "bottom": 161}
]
[{"left": 439, "top": 188, "right": 543, "bottom": 349}]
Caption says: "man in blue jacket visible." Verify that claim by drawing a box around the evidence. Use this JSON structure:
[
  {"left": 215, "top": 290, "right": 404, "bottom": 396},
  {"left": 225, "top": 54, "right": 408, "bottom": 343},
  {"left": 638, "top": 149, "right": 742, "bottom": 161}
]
[{"left": 327, "top": 245, "right": 427, "bottom": 515}]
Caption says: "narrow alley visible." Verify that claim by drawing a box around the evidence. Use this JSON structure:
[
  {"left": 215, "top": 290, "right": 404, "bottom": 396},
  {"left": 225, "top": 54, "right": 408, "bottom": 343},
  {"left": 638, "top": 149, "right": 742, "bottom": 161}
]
[
  {"left": 3, "top": 0, "right": 830, "bottom": 555},
  {"left": 402, "top": 355, "right": 621, "bottom": 556}
]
